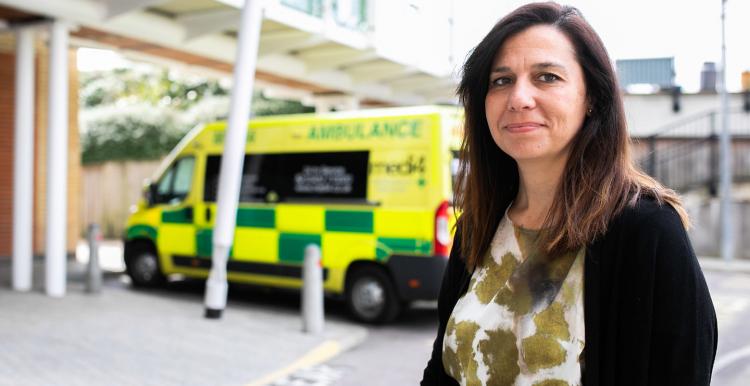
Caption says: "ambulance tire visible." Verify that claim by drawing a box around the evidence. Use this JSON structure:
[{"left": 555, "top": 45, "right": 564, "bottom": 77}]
[
  {"left": 125, "top": 241, "right": 165, "bottom": 288},
  {"left": 346, "top": 267, "right": 401, "bottom": 324}
]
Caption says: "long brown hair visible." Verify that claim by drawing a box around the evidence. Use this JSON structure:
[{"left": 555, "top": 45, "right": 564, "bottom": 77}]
[{"left": 454, "top": 2, "right": 688, "bottom": 270}]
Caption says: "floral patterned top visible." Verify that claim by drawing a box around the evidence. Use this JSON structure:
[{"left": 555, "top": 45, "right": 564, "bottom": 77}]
[{"left": 442, "top": 213, "right": 585, "bottom": 386}]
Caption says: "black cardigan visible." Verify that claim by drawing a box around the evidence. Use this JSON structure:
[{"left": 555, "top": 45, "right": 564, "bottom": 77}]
[{"left": 421, "top": 198, "right": 718, "bottom": 385}]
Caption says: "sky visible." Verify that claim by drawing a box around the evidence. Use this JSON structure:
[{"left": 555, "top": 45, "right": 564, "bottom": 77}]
[
  {"left": 79, "top": 0, "right": 750, "bottom": 93},
  {"left": 453, "top": 0, "right": 750, "bottom": 93}
]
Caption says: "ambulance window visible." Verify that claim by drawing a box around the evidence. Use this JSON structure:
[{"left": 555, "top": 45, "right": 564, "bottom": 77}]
[
  {"left": 204, "top": 156, "right": 220, "bottom": 202},
  {"left": 172, "top": 157, "right": 195, "bottom": 199},
  {"left": 155, "top": 157, "right": 194, "bottom": 204},
  {"left": 277, "top": 151, "right": 368, "bottom": 201},
  {"left": 203, "top": 151, "right": 369, "bottom": 203},
  {"left": 240, "top": 154, "right": 271, "bottom": 201},
  {"left": 157, "top": 168, "right": 174, "bottom": 198},
  {"left": 203, "top": 155, "right": 268, "bottom": 203}
]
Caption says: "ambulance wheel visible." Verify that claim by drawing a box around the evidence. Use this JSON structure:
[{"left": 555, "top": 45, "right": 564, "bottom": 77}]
[
  {"left": 346, "top": 267, "right": 401, "bottom": 324},
  {"left": 124, "top": 242, "right": 165, "bottom": 287}
]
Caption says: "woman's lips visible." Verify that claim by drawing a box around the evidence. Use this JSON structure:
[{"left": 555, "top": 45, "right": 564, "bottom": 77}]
[{"left": 504, "top": 122, "right": 544, "bottom": 133}]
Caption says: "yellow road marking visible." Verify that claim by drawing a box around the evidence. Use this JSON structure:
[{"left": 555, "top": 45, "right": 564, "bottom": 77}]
[{"left": 244, "top": 340, "right": 342, "bottom": 386}]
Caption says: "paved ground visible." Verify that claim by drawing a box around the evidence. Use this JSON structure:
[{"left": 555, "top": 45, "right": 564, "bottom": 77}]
[
  {"left": 704, "top": 268, "right": 750, "bottom": 386},
  {"left": 279, "top": 259, "right": 750, "bottom": 386},
  {"left": 0, "top": 258, "right": 367, "bottom": 386},
  {"left": 323, "top": 303, "right": 437, "bottom": 385},
  {"left": 3, "top": 242, "right": 749, "bottom": 386}
]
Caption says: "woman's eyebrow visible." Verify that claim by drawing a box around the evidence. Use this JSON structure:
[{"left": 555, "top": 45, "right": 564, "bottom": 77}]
[
  {"left": 532, "top": 62, "right": 568, "bottom": 74},
  {"left": 490, "top": 62, "right": 568, "bottom": 74},
  {"left": 490, "top": 66, "right": 511, "bottom": 74}
]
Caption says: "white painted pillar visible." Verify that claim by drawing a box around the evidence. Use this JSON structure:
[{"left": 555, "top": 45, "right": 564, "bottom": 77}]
[
  {"left": 204, "top": 0, "right": 263, "bottom": 318},
  {"left": 45, "top": 21, "right": 69, "bottom": 297},
  {"left": 12, "top": 27, "right": 35, "bottom": 292}
]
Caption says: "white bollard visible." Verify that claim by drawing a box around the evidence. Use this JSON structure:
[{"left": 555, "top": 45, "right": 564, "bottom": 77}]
[
  {"left": 85, "top": 223, "right": 102, "bottom": 294},
  {"left": 302, "top": 244, "right": 324, "bottom": 334}
]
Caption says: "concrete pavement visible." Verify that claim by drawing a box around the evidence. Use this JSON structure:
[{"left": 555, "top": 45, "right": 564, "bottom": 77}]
[
  {"left": 2, "top": 241, "right": 746, "bottom": 386},
  {"left": 698, "top": 256, "right": 750, "bottom": 274},
  {"left": 0, "top": 257, "right": 367, "bottom": 386}
]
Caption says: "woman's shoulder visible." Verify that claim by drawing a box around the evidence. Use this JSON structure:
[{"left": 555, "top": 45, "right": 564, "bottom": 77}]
[
  {"left": 611, "top": 195, "right": 686, "bottom": 235},
  {"left": 593, "top": 195, "right": 697, "bottom": 276},
  {"left": 591, "top": 195, "right": 690, "bottom": 256}
]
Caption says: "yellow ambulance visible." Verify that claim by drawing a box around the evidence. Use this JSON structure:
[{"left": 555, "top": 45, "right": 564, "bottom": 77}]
[{"left": 124, "top": 105, "right": 462, "bottom": 323}]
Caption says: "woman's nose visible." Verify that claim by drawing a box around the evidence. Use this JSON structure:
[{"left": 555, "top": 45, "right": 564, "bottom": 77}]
[{"left": 507, "top": 80, "right": 536, "bottom": 112}]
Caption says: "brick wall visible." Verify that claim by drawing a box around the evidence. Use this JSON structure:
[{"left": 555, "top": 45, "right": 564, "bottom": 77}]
[{"left": 0, "top": 52, "right": 16, "bottom": 258}]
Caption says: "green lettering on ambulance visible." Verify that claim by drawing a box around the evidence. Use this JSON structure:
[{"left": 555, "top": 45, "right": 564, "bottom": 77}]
[{"left": 369, "top": 122, "right": 382, "bottom": 138}]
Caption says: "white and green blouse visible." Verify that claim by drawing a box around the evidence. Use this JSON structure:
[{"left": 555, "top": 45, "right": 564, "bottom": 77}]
[{"left": 442, "top": 213, "right": 585, "bottom": 386}]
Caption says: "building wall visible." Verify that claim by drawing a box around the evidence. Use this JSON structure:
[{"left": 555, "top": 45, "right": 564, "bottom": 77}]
[
  {"left": 0, "top": 31, "right": 81, "bottom": 260},
  {"left": 623, "top": 92, "right": 747, "bottom": 136},
  {"left": 372, "top": 0, "right": 453, "bottom": 77},
  {"left": 685, "top": 194, "right": 750, "bottom": 259},
  {"left": 0, "top": 51, "right": 15, "bottom": 259}
]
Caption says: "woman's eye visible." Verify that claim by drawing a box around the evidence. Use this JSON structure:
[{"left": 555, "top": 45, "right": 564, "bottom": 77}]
[
  {"left": 491, "top": 77, "right": 511, "bottom": 86},
  {"left": 538, "top": 73, "right": 560, "bottom": 83}
]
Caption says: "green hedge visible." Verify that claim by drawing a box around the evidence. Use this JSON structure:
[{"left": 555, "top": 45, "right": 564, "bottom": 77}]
[
  {"left": 79, "top": 68, "right": 314, "bottom": 164},
  {"left": 81, "top": 105, "right": 186, "bottom": 164}
]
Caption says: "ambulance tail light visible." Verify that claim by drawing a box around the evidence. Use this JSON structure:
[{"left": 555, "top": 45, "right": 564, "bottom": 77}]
[{"left": 434, "top": 200, "right": 451, "bottom": 258}]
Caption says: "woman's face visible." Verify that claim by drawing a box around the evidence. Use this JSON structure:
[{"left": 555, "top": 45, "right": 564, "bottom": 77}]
[{"left": 485, "top": 25, "right": 588, "bottom": 165}]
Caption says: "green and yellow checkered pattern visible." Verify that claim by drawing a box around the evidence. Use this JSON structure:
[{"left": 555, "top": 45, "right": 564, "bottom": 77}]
[{"left": 129, "top": 204, "right": 435, "bottom": 292}]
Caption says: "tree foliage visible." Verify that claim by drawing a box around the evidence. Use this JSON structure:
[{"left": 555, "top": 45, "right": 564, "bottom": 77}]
[
  {"left": 79, "top": 67, "right": 313, "bottom": 164},
  {"left": 80, "top": 104, "right": 185, "bottom": 164}
]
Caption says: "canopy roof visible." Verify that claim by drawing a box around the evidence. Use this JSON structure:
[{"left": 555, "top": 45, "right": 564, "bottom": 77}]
[{"left": 0, "top": 0, "right": 460, "bottom": 106}]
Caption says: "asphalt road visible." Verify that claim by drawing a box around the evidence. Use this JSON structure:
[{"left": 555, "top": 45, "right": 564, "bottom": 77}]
[
  {"left": 276, "top": 268, "right": 750, "bottom": 386},
  {"left": 705, "top": 270, "right": 750, "bottom": 386},
  {"left": 324, "top": 303, "right": 438, "bottom": 385},
  {"left": 107, "top": 276, "right": 438, "bottom": 386}
]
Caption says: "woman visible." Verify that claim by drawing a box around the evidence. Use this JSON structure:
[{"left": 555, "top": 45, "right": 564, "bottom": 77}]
[{"left": 421, "top": 2, "right": 717, "bottom": 386}]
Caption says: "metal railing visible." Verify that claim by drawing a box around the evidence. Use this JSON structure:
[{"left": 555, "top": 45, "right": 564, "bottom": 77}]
[{"left": 637, "top": 109, "right": 750, "bottom": 193}]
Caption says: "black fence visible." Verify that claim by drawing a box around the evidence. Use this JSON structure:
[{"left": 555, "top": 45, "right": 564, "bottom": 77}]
[{"left": 636, "top": 109, "right": 750, "bottom": 194}]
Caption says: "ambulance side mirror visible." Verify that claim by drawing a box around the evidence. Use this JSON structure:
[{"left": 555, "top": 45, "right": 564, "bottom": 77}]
[{"left": 145, "top": 182, "right": 158, "bottom": 207}]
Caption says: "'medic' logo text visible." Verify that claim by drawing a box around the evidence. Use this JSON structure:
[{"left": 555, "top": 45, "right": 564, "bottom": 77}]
[{"left": 369, "top": 155, "right": 426, "bottom": 175}]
